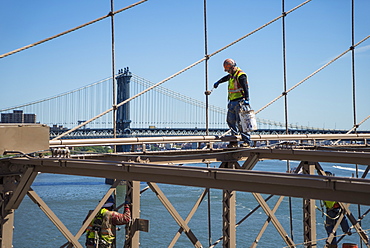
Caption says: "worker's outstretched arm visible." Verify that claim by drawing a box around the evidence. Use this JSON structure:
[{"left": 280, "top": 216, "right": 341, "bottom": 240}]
[
  {"left": 111, "top": 205, "right": 131, "bottom": 225},
  {"left": 214, "top": 75, "right": 230, "bottom": 88}
]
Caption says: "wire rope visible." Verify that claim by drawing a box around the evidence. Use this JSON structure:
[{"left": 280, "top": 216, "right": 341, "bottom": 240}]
[
  {"left": 351, "top": 0, "right": 357, "bottom": 134},
  {"left": 110, "top": 0, "right": 117, "bottom": 143},
  {"left": 203, "top": 0, "right": 212, "bottom": 245},
  {"left": 0, "top": 0, "right": 148, "bottom": 59},
  {"left": 27, "top": 0, "right": 315, "bottom": 140},
  {"left": 256, "top": 35, "right": 370, "bottom": 115},
  {"left": 281, "top": 0, "right": 294, "bottom": 241}
]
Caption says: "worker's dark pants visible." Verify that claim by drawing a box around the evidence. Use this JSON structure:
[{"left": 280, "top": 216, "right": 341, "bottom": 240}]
[
  {"left": 227, "top": 100, "right": 251, "bottom": 145},
  {"left": 325, "top": 208, "right": 350, "bottom": 245}
]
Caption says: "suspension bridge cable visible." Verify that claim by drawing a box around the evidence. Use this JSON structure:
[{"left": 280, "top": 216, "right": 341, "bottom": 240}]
[
  {"left": 350, "top": 4, "right": 362, "bottom": 246},
  {"left": 208, "top": 0, "right": 311, "bottom": 59},
  {"left": 256, "top": 34, "right": 370, "bottom": 115},
  {"left": 0, "top": 77, "right": 111, "bottom": 112},
  {"left": 202, "top": 1, "right": 212, "bottom": 245},
  {"left": 52, "top": 1, "right": 314, "bottom": 139},
  {"left": 0, "top": 0, "right": 148, "bottom": 59},
  {"left": 351, "top": 0, "right": 357, "bottom": 134},
  {"left": 281, "top": 0, "right": 294, "bottom": 241},
  {"left": 110, "top": 0, "right": 117, "bottom": 149},
  {"left": 204, "top": 0, "right": 210, "bottom": 136}
]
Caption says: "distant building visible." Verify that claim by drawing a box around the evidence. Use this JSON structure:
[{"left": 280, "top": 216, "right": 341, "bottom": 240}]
[{"left": 1, "top": 110, "right": 36, "bottom": 123}]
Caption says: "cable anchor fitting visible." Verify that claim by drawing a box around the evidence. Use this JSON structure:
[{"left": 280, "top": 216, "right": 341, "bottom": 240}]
[{"left": 282, "top": 91, "right": 288, "bottom": 96}]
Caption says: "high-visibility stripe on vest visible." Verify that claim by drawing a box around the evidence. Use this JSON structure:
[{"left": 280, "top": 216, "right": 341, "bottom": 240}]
[
  {"left": 86, "top": 208, "right": 115, "bottom": 244},
  {"left": 324, "top": 200, "right": 340, "bottom": 209},
  {"left": 228, "top": 67, "right": 246, "bottom": 100}
]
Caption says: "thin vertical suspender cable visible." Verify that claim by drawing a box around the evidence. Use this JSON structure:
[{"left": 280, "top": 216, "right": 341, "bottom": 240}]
[
  {"left": 351, "top": 0, "right": 357, "bottom": 134},
  {"left": 351, "top": 1, "right": 362, "bottom": 247},
  {"left": 204, "top": 0, "right": 210, "bottom": 136},
  {"left": 203, "top": 1, "right": 212, "bottom": 246},
  {"left": 282, "top": 0, "right": 294, "bottom": 241},
  {"left": 110, "top": 0, "right": 117, "bottom": 149}
]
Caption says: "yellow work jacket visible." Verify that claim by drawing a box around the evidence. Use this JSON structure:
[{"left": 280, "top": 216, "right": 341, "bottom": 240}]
[
  {"left": 86, "top": 208, "right": 115, "bottom": 244},
  {"left": 228, "top": 67, "right": 246, "bottom": 101},
  {"left": 324, "top": 200, "right": 340, "bottom": 209}
]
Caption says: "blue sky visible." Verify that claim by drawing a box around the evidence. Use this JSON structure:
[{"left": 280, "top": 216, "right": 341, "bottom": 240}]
[{"left": 1, "top": 0, "right": 370, "bottom": 130}]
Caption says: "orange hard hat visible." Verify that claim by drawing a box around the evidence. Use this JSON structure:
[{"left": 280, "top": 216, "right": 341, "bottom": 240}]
[{"left": 223, "top": 58, "right": 236, "bottom": 72}]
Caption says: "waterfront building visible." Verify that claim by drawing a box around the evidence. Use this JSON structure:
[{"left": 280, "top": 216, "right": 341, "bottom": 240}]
[{"left": 1, "top": 110, "right": 36, "bottom": 123}]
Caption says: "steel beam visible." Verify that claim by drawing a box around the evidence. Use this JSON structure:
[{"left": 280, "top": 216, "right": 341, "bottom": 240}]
[
  {"left": 222, "top": 189, "right": 236, "bottom": 248},
  {"left": 48, "top": 134, "right": 370, "bottom": 148},
  {"left": 1, "top": 208, "right": 14, "bottom": 248},
  {"left": 169, "top": 188, "right": 208, "bottom": 248},
  {"left": 148, "top": 182, "right": 203, "bottom": 248},
  {"left": 124, "top": 180, "right": 141, "bottom": 248},
  {"left": 253, "top": 193, "right": 295, "bottom": 247},
  {"left": 302, "top": 162, "right": 317, "bottom": 248},
  {"left": 27, "top": 188, "right": 82, "bottom": 248},
  {"left": 250, "top": 196, "right": 284, "bottom": 248},
  {"left": 81, "top": 147, "right": 370, "bottom": 167},
  {"left": 339, "top": 203, "right": 370, "bottom": 247},
  {"left": 7, "top": 155, "right": 370, "bottom": 205},
  {"left": 62, "top": 180, "right": 120, "bottom": 248},
  {"left": 5, "top": 167, "right": 37, "bottom": 211}
]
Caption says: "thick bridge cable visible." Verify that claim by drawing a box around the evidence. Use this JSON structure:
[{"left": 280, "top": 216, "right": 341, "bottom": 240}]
[
  {"left": 52, "top": 0, "right": 311, "bottom": 140},
  {"left": 208, "top": 0, "right": 311, "bottom": 58},
  {"left": 256, "top": 35, "right": 370, "bottom": 114},
  {"left": 0, "top": 0, "right": 148, "bottom": 59}
]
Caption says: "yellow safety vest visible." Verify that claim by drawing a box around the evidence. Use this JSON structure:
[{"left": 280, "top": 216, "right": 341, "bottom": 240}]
[
  {"left": 228, "top": 67, "right": 246, "bottom": 101},
  {"left": 86, "top": 208, "right": 115, "bottom": 244},
  {"left": 324, "top": 200, "right": 339, "bottom": 209}
]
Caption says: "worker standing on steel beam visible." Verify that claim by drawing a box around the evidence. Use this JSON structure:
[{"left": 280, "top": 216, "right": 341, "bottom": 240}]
[
  {"left": 214, "top": 58, "right": 252, "bottom": 147},
  {"left": 322, "top": 172, "right": 351, "bottom": 248},
  {"left": 85, "top": 197, "right": 131, "bottom": 248}
]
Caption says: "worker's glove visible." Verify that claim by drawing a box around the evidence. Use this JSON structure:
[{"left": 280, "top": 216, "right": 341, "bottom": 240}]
[
  {"left": 243, "top": 100, "right": 250, "bottom": 106},
  {"left": 213, "top": 82, "right": 220, "bottom": 89}
]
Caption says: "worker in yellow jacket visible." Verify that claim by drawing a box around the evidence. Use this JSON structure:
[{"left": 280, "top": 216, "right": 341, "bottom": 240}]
[
  {"left": 214, "top": 58, "right": 252, "bottom": 148},
  {"left": 85, "top": 201, "right": 131, "bottom": 248},
  {"left": 323, "top": 171, "right": 351, "bottom": 248}
]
